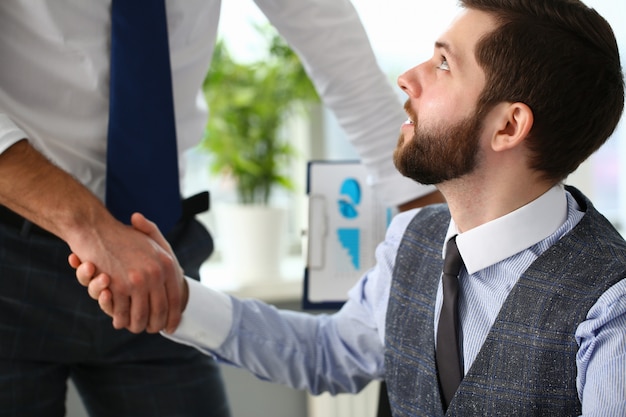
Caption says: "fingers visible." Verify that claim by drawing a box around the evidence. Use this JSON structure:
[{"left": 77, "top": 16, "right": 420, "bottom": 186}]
[
  {"left": 146, "top": 251, "right": 178, "bottom": 334},
  {"left": 98, "top": 289, "right": 114, "bottom": 317},
  {"left": 87, "top": 273, "right": 111, "bottom": 299},
  {"left": 111, "top": 291, "right": 131, "bottom": 330},
  {"left": 71, "top": 214, "right": 183, "bottom": 334},
  {"left": 69, "top": 253, "right": 125, "bottom": 329},
  {"left": 76, "top": 255, "right": 175, "bottom": 334},
  {"left": 132, "top": 212, "right": 183, "bottom": 333},
  {"left": 164, "top": 270, "right": 182, "bottom": 334},
  {"left": 125, "top": 264, "right": 172, "bottom": 334},
  {"left": 86, "top": 269, "right": 130, "bottom": 331},
  {"left": 68, "top": 253, "right": 81, "bottom": 269},
  {"left": 87, "top": 268, "right": 168, "bottom": 334},
  {"left": 75, "top": 261, "right": 97, "bottom": 287},
  {"left": 146, "top": 287, "right": 168, "bottom": 334},
  {"left": 118, "top": 269, "right": 151, "bottom": 333}
]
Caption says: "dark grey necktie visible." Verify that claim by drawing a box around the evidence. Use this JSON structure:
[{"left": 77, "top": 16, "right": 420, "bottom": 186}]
[{"left": 436, "top": 236, "right": 464, "bottom": 410}]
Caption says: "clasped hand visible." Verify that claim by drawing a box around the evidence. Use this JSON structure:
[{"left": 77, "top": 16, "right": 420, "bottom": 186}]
[{"left": 69, "top": 213, "right": 188, "bottom": 334}]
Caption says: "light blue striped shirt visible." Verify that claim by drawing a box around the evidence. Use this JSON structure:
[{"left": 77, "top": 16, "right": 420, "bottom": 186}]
[{"left": 168, "top": 184, "right": 626, "bottom": 416}]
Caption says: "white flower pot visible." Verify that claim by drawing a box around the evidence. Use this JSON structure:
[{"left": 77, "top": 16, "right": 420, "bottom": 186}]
[{"left": 214, "top": 203, "right": 287, "bottom": 286}]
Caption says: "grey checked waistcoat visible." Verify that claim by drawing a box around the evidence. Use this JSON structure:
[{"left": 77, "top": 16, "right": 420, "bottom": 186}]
[{"left": 384, "top": 186, "right": 626, "bottom": 416}]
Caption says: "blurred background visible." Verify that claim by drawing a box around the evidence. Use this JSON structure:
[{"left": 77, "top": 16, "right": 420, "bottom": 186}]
[{"left": 184, "top": 0, "right": 626, "bottom": 257}]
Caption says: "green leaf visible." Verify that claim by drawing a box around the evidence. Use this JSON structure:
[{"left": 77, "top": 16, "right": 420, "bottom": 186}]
[{"left": 199, "top": 27, "right": 319, "bottom": 205}]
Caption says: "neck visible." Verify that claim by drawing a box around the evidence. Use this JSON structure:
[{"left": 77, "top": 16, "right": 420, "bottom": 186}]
[{"left": 438, "top": 172, "right": 555, "bottom": 233}]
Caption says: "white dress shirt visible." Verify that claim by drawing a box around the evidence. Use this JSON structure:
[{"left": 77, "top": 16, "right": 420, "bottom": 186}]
[
  {"left": 0, "top": 0, "right": 434, "bottom": 206},
  {"left": 167, "top": 184, "right": 626, "bottom": 416}
]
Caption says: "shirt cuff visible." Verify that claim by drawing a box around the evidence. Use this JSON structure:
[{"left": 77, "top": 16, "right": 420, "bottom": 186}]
[{"left": 161, "top": 277, "right": 233, "bottom": 351}]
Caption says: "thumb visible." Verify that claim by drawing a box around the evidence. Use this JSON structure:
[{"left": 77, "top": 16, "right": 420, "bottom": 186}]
[{"left": 130, "top": 212, "right": 172, "bottom": 252}]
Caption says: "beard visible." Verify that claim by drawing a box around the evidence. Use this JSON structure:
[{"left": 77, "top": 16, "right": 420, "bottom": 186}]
[{"left": 393, "top": 108, "right": 484, "bottom": 185}]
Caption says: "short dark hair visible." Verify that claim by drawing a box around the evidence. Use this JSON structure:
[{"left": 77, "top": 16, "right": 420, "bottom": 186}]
[{"left": 461, "top": 0, "right": 624, "bottom": 182}]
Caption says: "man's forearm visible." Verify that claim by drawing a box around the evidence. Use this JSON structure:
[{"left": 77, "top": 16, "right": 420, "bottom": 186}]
[
  {"left": 0, "top": 139, "right": 116, "bottom": 244},
  {"left": 0, "top": 139, "right": 185, "bottom": 333}
]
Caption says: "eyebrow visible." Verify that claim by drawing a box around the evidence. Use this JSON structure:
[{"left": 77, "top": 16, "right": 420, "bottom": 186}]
[{"left": 435, "top": 40, "right": 460, "bottom": 63}]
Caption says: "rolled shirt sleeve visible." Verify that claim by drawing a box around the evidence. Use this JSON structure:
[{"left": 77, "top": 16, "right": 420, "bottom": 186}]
[{"left": 0, "top": 114, "right": 28, "bottom": 154}]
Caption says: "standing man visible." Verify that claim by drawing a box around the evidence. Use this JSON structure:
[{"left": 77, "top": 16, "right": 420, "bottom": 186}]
[
  {"left": 79, "top": 0, "right": 625, "bottom": 415},
  {"left": 0, "top": 0, "right": 435, "bottom": 416}
]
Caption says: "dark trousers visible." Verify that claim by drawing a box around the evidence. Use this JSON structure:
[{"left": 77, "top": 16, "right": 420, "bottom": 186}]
[{"left": 0, "top": 215, "right": 230, "bottom": 417}]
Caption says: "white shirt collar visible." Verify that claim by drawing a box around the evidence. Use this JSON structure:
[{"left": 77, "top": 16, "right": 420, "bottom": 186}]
[{"left": 444, "top": 184, "right": 568, "bottom": 274}]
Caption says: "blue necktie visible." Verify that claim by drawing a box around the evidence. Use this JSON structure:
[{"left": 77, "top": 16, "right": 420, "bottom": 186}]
[{"left": 106, "top": 0, "right": 181, "bottom": 233}]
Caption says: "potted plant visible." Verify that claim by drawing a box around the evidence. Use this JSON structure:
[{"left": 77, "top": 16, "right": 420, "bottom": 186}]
[{"left": 200, "top": 27, "right": 319, "bottom": 283}]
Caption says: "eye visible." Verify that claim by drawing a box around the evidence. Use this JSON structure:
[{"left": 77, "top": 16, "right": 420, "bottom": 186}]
[{"left": 437, "top": 56, "right": 450, "bottom": 71}]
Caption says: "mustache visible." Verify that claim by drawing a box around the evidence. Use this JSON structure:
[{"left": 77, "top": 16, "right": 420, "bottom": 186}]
[{"left": 403, "top": 100, "right": 417, "bottom": 124}]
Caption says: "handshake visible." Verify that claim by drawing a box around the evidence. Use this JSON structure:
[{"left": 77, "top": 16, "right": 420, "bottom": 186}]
[{"left": 69, "top": 213, "right": 189, "bottom": 335}]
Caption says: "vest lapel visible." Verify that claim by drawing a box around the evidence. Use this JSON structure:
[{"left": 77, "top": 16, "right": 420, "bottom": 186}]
[{"left": 384, "top": 204, "right": 449, "bottom": 417}]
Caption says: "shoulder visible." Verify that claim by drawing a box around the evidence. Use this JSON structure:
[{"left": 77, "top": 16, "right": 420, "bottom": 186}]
[{"left": 388, "top": 204, "right": 449, "bottom": 235}]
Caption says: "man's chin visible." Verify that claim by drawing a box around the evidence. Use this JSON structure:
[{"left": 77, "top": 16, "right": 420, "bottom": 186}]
[{"left": 393, "top": 157, "right": 439, "bottom": 186}]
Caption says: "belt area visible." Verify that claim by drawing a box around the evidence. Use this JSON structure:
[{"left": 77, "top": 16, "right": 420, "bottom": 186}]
[
  {"left": 0, "top": 191, "right": 210, "bottom": 239},
  {"left": 0, "top": 204, "right": 55, "bottom": 238}
]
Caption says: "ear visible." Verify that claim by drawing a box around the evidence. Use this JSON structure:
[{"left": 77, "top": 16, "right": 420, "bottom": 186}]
[{"left": 490, "top": 102, "right": 534, "bottom": 152}]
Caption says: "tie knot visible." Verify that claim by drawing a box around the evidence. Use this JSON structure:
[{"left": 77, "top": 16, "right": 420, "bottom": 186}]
[{"left": 443, "top": 236, "right": 463, "bottom": 276}]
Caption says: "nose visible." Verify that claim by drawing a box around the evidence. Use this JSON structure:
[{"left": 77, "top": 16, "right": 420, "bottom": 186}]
[{"left": 397, "top": 65, "right": 421, "bottom": 98}]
